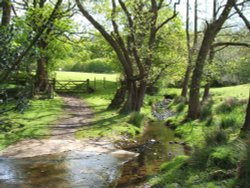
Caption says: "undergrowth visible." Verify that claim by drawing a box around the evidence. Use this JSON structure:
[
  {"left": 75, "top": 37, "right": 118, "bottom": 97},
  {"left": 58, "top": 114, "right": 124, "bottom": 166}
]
[{"left": 149, "top": 84, "right": 249, "bottom": 187}]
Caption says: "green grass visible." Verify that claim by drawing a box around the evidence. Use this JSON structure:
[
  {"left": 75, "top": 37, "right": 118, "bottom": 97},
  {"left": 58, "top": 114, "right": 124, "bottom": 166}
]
[
  {"left": 55, "top": 71, "right": 119, "bottom": 82},
  {"left": 159, "top": 84, "right": 249, "bottom": 100},
  {"left": 149, "top": 84, "right": 249, "bottom": 187},
  {"left": 0, "top": 97, "right": 64, "bottom": 150},
  {"left": 211, "top": 84, "right": 249, "bottom": 99},
  {"left": 76, "top": 83, "right": 141, "bottom": 140}
]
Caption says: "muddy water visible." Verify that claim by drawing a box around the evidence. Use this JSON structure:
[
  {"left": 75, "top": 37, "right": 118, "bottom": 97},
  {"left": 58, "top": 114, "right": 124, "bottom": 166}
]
[
  {"left": 0, "top": 122, "right": 184, "bottom": 188},
  {"left": 116, "top": 122, "right": 185, "bottom": 187}
]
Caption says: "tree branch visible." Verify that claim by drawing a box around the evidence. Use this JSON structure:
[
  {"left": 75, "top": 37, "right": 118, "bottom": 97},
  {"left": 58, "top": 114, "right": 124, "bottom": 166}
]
[
  {"left": 75, "top": 0, "right": 132, "bottom": 77},
  {"left": 234, "top": 4, "right": 250, "bottom": 31},
  {"left": 0, "top": 0, "right": 63, "bottom": 82},
  {"left": 213, "top": 42, "right": 250, "bottom": 48}
]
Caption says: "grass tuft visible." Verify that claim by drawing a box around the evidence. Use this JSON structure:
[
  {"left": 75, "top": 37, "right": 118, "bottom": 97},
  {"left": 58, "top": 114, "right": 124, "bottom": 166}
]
[{"left": 128, "top": 112, "right": 145, "bottom": 128}]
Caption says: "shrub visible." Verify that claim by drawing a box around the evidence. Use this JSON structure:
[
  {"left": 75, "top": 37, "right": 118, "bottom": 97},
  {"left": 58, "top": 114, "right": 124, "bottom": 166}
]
[
  {"left": 205, "top": 129, "right": 228, "bottom": 147},
  {"left": 128, "top": 112, "right": 145, "bottom": 128},
  {"left": 215, "top": 97, "right": 246, "bottom": 114},
  {"left": 175, "top": 102, "right": 186, "bottom": 113},
  {"left": 160, "top": 155, "right": 189, "bottom": 172},
  {"left": 200, "top": 99, "right": 213, "bottom": 120},
  {"left": 208, "top": 146, "right": 238, "bottom": 169},
  {"left": 188, "top": 146, "right": 211, "bottom": 169},
  {"left": 220, "top": 116, "right": 237, "bottom": 129},
  {"left": 173, "top": 96, "right": 186, "bottom": 104}
]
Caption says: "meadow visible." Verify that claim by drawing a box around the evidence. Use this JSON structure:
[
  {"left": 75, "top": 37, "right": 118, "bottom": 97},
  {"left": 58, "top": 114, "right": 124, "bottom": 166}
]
[{"left": 1, "top": 71, "right": 249, "bottom": 187}]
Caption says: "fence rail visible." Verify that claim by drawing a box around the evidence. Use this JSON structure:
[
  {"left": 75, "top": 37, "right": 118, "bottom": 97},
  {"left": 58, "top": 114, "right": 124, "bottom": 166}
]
[
  {"left": 5, "top": 76, "right": 119, "bottom": 94},
  {"left": 53, "top": 79, "right": 91, "bottom": 93}
]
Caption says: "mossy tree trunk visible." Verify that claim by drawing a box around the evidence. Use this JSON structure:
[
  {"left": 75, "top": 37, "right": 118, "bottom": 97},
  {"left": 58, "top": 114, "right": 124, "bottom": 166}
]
[
  {"left": 36, "top": 39, "right": 49, "bottom": 92},
  {"left": 181, "top": 0, "right": 198, "bottom": 99},
  {"left": 188, "top": 0, "right": 236, "bottom": 119},
  {"left": 1, "top": 0, "right": 11, "bottom": 26},
  {"left": 242, "top": 90, "right": 250, "bottom": 133},
  {"left": 107, "top": 81, "right": 127, "bottom": 110}
]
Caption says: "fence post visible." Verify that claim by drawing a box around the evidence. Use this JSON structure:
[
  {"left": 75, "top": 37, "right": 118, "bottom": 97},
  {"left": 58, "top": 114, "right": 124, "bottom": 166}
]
[
  {"left": 52, "top": 78, "right": 56, "bottom": 91},
  {"left": 103, "top": 77, "right": 106, "bottom": 88},
  {"left": 94, "top": 77, "right": 96, "bottom": 90},
  {"left": 86, "top": 79, "right": 90, "bottom": 89}
]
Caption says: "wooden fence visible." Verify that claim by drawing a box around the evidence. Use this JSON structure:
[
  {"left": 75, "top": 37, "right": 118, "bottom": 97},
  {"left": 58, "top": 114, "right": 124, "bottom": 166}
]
[
  {"left": 6, "top": 76, "right": 119, "bottom": 94},
  {"left": 52, "top": 79, "right": 92, "bottom": 93}
]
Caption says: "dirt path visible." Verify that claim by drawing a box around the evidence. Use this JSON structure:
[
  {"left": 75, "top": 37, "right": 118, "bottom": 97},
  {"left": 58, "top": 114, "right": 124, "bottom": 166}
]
[{"left": 0, "top": 95, "right": 123, "bottom": 158}]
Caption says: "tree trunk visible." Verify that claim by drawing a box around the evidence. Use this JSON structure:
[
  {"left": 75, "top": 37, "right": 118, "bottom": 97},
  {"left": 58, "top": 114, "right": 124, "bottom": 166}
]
[
  {"left": 181, "top": 0, "right": 197, "bottom": 99},
  {"left": 241, "top": 90, "right": 250, "bottom": 133},
  {"left": 202, "top": 83, "right": 210, "bottom": 103},
  {"left": 181, "top": 62, "right": 192, "bottom": 98},
  {"left": 187, "top": 0, "right": 236, "bottom": 119},
  {"left": 188, "top": 33, "right": 213, "bottom": 119},
  {"left": 108, "top": 81, "right": 127, "bottom": 110},
  {"left": 1, "top": 0, "right": 11, "bottom": 26},
  {"left": 120, "top": 79, "right": 147, "bottom": 114},
  {"left": 36, "top": 39, "right": 49, "bottom": 92},
  {"left": 36, "top": 57, "right": 49, "bottom": 92}
]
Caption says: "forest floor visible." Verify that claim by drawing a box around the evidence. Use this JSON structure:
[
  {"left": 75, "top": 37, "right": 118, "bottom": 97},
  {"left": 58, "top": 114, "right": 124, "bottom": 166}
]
[{"left": 0, "top": 95, "right": 120, "bottom": 158}]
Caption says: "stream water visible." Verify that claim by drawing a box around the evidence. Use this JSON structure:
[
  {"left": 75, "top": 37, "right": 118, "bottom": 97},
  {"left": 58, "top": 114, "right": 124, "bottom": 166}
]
[{"left": 0, "top": 122, "right": 185, "bottom": 188}]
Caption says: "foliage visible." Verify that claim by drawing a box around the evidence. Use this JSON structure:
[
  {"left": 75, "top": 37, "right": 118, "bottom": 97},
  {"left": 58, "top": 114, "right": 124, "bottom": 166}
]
[
  {"left": 58, "top": 33, "right": 120, "bottom": 73},
  {"left": 215, "top": 97, "right": 246, "bottom": 113},
  {"left": 213, "top": 32, "right": 250, "bottom": 85},
  {"left": 149, "top": 84, "right": 249, "bottom": 187}
]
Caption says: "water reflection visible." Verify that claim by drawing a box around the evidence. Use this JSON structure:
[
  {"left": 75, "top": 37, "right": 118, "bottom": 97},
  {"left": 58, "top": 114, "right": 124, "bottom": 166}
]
[
  {"left": 0, "top": 123, "right": 186, "bottom": 188},
  {"left": 0, "top": 151, "right": 126, "bottom": 188},
  {"left": 116, "top": 122, "right": 185, "bottom": 187}
]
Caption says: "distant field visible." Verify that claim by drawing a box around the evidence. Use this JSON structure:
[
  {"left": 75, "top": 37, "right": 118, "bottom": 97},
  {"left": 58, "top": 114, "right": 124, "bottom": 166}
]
[
  {"left": 55, "top": 71, "right": 119, "bottom": 82},
  {"left": 162, "top": 84, "right": 249, "bottom": 99},
  {"left": 210, "top": 84, "right": 250, "bottom": 99}
]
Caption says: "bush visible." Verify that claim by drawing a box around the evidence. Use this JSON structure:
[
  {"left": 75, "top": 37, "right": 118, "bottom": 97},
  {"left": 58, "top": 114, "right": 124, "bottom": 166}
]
[
  {"left": 205, "top": 129, "right": 228, "bottom": 147},
  {"left": 175, "top": 102, "right": 186, "bottom": 113},
  {"left": 215, "top": 97, "right": 246, "bottom": 114},
  {"left": 220, "top": 116, "right": 237, "bottom": 129},
  {"left": 70, "top": 58, "right": 116, "bottom": 73},
  {"left": 208, "top": 146, "right": 238, "bottom": 169},
  {"left": 188, "top": 146, "right": 211, "bottom": 169},
  {"left": 173, "top": 96, "right": 186, "bottom": 104},
  {"left": 128, "top": 112, "right": 145, "bottom": 128},
  {"left": 200, "top": 99, "right": 213, "bottom": 120}
]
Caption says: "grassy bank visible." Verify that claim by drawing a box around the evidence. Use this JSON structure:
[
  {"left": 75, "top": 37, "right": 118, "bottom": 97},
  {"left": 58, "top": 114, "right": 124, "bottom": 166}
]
[
  {"left": 76, "top": 82, "right": 143, "bottom": 140},
  {"left": 0, "top": 97, "right": 64, "bottom": 150},
  {"left": 148, "top": 84, "right": 250, "bottom": 188}
]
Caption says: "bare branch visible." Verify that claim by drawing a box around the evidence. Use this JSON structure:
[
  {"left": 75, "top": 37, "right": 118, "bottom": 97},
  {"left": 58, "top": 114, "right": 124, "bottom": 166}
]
[
  {"left": 213, "top": 42, "right": 250, "bottom": 48},
  {"left": 234, "top": 4, "right": 250, "bottom": 31}
]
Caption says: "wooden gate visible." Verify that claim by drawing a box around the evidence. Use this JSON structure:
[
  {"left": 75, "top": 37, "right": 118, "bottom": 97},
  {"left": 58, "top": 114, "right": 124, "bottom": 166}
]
[{"left": 52, "top": 79, "right": 92, "bottom": 93}]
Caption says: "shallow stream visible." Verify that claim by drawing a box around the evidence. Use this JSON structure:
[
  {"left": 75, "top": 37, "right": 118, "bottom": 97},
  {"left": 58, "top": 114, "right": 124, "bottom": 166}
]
[{"left": 0, "top": 122, "right": 186, "bottom": 188}]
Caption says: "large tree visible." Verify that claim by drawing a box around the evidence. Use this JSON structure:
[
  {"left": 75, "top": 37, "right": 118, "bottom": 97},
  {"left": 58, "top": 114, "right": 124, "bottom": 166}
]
[
  {"left": 76, "top": 0, "right": 181, "bottom": 113},
  {"left": 187, "top": 0, "right": 237, "bottom": 119},
  {"left": 181, "top": 0, "right": 198, "bottom": 99},
  {"left": 1, "top": 0, "right": 11, "bottom": 26},
  {"left": 236, "top": 2, "right": 250, "bottom": 133},
  {"left": 0, "top": 0, "right": 63, "bottom": 82}
]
